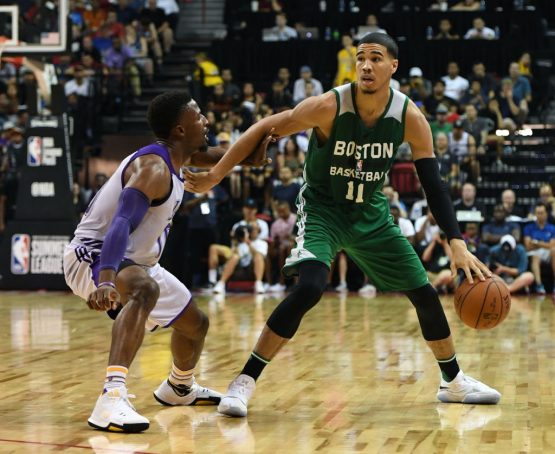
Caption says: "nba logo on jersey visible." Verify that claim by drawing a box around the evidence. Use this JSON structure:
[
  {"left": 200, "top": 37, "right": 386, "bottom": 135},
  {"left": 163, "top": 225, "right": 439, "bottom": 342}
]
[
  {"left": 11, "top": 234, "right": 31, "bottom": 274},
  {"left": 27, "top": 136, "right": 42, "bottom": 166}
]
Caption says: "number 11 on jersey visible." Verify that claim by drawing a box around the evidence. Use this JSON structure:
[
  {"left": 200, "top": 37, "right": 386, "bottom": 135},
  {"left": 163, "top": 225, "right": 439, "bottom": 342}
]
[{"left": 346, "top": 181, "right": 364, "bottom": 203}]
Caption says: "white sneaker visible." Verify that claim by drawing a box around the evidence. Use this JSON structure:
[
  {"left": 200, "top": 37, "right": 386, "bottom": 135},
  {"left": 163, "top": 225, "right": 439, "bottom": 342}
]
[
  {"left": 358, "top": 284, "right": 377, "bottom": 296},
  {"left": 213, "top": 281, "right": 226, "bottom": 294},
  {"left": 335, "top": 282, "right": 347, "bottom": 292},
  {"left": 268, "top": 283, "right": 286, "bottom": 293},
  {"left": 88, "top": 387, "right": 150, "bottom": 433},
  {"left": 217, "top": 374, "right": 256, "bottom": 417},
  {"left": 254, "top": 281, "right": 265, "bottom": 294},
  {"left": 153, "top": 379, "right": 222, "bottom": 406},
  {"left": 437, "top": 371, "right": 501, "bottom": 404}
]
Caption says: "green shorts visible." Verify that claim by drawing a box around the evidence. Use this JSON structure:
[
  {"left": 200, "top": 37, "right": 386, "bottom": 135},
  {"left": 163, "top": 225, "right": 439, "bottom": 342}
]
[{"left": 283, "top": 190, "right": 429, "bottom": 292}]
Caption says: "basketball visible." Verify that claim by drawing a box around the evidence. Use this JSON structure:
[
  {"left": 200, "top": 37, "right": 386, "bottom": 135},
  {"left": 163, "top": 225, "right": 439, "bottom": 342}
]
[{"left": 454, "top": 275, "right": 511, "bottom": 330}]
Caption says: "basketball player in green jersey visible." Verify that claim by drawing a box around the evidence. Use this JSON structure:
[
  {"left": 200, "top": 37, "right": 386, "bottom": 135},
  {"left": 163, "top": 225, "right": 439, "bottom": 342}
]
[{"left": 185, "top": 33, "right": 501, "bottom": 416}]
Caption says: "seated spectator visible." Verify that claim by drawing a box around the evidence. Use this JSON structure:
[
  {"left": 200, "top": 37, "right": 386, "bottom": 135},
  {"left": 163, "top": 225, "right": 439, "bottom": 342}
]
[
  {"left": 206, "top": 83, "right": 233, "bottom": 115},
  {"left": 272, "top": 166, "right": 301, "bottom": 213},
  {"left": 463, "top": 222, "right": 490, "bottom": 264},
  {"left": 460, "top": 80, "right": 488, "bottom": 111},
  {"left": 424, "top": 80, "right": 458, "bottom": 117},
  {"left": 293, "top": 66, "right": 323, "bottom": 105},
  {"left": 64, "top": 65, "right": 92, "bottom": 97},
  {"left": 354, "top": 14, "right": 387, "bottom": 40},
  {"left": 434, "top": 18, "right": 460, "bottom": 40},
  {"left": 0, "top": 61, "right": 16, "bottom": 87},
  {"left": 430, "top": 104, "right": 453, "bottom": 140},
  {"left": 155, "top": 0, "right": 180, "bottom": 31},
  {"left": 434, "top": 132, "right": 460, "bottom": 196},
  {"left": 442, "top": 62, "right": 469, "bottom": 101},
  {"left": 124, "top": 22, "right": 155, "bottom": 85},
  {"left": 517, "top": 52, "right": 532, "bottom": 79},
  {"left": 276, "top": 135, "right": 306, "bottom": 180},
  {"left": 267, "top": 201, "right": 296, "bottom": 292},
  {"left": 464, "top": 17, "right": 496, "bottom": 40},
  {"left": 451, "top": 0, "right": 482, "bottom": 11},
  {"left": 105, "top": 10, "right": 125, "bottom": 39},
  {"left": 104, "top": 35, "right": 141, "bottom": 99},
  {"left": 461, "top": 104, "right": 491, "bottom": 152},
  {"left": 415, "top": 211, "right": 440, "bottom": 252},
  {"left": 490, "top": 234, "right": 534, "bottom": 294},
  {"left": 534, "top": 183, "right": 555, "bottom": 221},
  {"left": 390, "top": 205, "right": 415, "bottom": 245},
  {"left": 508, "top": 62, "right": 532, "bottom": 104},
  {"left": 523, "top": 202, "right": 555, "bottom": 294},
  {"left": 409, "top": 188, "right": 427, "bottom": 222},
  {"left": 221, "top": 69, "right": 242, "bottom": 107},
  {"left": 240, "top": 82, "right": 263, "bottom": 115},
  {"left": 482, "top": 204, "right": 521, "bottom": 246},
  {"left": 276, "top": 67, "right": 292, "bottom": 93},
  {"left": 92, "top": 24, "right": 115, "bottom": 56},
  {"left": 266, "top": 12, "right": 298, "bottom": 41},
  {"left": 83, "top": 0, "right": 107, "bottom": 33},
  {"left": 501, "top": 189, "right": 525, "bottom": 221},
  {"left": 421, "top": 231, "right": 454, "bottom": 292},
  {"left": 77, "top": 35, "right": 103, "bottom": 64},
  {"left": 212, "top": 222, "right": 268, "bottom": 295},
  {"left": 453, "top": 182, "right": 485, "bottom": 220},
  {"left": 266, "top": 80, "right": 293, "bottom": 112},
  {"left": 497, "top": 78, "right": 528, "bottom": 124},
  {"left": 115, "top": 0, "right": 138, "bottom": 25},
  {"left": 408, "top": 67, "right": 432, "bottom": 100},
  {"left": 334, "top": 34, "right": 357, "bottom": 86},
  {"left": 383, "top": 184, "right": 408, "bottom": 218},
  {"left": 449, "top": 120, "right": 480, "bottom": 183},
  {"left": 469, "top": 62, "right": 497, "bottom": 100},
  {"left": 140, "top": 0, "right": 174, "bottom": 53}
]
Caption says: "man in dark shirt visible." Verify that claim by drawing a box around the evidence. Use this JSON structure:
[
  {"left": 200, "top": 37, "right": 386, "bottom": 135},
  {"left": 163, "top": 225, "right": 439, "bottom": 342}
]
[
  {"left": 424, "top": 80, "right": 458, "bottom": 118},
  {"left": 481, "top": 204, "right": 521, "bottom": 246},
  {"left": 490, "top": 234, "right": 534, "bottom": 294},
  {"left": 271, "top": 166, "right": 301, "bottom": 213}
]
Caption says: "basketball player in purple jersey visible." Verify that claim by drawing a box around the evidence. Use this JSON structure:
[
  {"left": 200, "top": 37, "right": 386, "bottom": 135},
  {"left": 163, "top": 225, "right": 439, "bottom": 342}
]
[{"left": 63, "top": 91, "right": 273, "bottom": 432}]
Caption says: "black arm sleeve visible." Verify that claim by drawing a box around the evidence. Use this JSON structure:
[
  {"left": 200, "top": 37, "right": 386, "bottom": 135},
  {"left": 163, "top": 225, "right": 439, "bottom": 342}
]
[{"left": 414, "top": 157, "right": 463, "bottom": 241}]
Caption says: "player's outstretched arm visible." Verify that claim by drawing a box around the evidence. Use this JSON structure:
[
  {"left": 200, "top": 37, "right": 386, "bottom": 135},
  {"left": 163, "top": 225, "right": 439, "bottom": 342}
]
[
  {"left": 405, "top": 102, "right": 491, "bottom": 283},
  {"left": 87, "top": 156, "right": 170, "bottom": 311},
  {"left": 184, "top": 92, "right": 336, "bottom": 193}
]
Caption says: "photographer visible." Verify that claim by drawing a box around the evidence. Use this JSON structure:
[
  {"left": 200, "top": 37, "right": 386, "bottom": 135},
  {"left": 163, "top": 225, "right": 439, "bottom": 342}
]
[
  {"left": 212, "top": 222, "right": 268, "bottom": 295},
  {"left": 490, "top": 234, "right": 534, "bottom": 294}
]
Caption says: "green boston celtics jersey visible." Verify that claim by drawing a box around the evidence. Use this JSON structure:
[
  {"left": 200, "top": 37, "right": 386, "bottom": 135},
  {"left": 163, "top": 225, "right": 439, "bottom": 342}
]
[{"left": 304, "top": 83, "right": 408, "bottom": 205}]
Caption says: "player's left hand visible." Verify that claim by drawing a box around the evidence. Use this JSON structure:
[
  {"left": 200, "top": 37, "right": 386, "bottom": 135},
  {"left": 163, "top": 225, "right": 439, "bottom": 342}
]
[
  {"left": 240, "top": 127, "right": 278, "bottom": 167},
  {"left": 449, "top": 238, "right": 491, "bottom": 284}
]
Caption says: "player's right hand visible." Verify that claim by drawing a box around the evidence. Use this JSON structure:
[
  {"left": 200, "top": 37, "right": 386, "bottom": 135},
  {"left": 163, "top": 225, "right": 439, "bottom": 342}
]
[{"left": 87, "top": 285, "right": 121, "bottom": 311}]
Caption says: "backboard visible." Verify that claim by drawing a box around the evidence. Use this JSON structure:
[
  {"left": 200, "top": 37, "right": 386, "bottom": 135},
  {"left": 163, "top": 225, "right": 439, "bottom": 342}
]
[{"left": 0, "top": 0, "right": 69, "bottom": 56}]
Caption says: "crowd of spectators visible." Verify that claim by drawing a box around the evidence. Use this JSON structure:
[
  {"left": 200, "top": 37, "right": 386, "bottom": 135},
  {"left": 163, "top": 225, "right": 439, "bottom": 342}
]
[{"left": 1, "top": 0, "right": 550, "bottom": 298}]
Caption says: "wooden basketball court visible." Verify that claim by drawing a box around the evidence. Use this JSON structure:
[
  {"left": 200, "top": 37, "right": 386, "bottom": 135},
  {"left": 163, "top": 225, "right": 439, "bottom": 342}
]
[{"left": 0, "top": 290, "right": 553, "bottom": 453}]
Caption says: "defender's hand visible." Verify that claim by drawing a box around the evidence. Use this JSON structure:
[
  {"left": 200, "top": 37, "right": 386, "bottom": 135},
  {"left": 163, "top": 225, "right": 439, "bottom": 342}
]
[
  {"left": 240, "top": 127, "right": 277, "bottom": 167},
  {"left": 87, "top": 284, "right": 121, "bottom": 311},
  {"left": 184, "top": 168, "right": 220, "bottom": 194},
  {"left": 449, "top": 239, "right": 491, "bottom": 284}
]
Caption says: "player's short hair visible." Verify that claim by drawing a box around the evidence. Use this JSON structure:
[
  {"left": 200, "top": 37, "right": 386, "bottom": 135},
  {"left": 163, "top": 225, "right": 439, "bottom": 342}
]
[
  {"left": 358, "top": 32, "right": 398, "bottom": 59},
  {"left": 147, "top": 90, "right": 192, "bottom": 140}
]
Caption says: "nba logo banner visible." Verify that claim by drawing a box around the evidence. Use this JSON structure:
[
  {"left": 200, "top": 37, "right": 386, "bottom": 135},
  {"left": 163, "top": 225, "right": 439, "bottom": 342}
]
[
  {"left": 27, "top": 136, "right": 42, "bottom": 166},
  {"left": 11, "top": 234, "right": 31, "bottom": 275}
]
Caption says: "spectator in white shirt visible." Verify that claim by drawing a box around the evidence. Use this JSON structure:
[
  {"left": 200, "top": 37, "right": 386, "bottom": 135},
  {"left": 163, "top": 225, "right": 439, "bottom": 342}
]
[
  {"left": 464, "top": 17, "right": 496, "bottom": 40},
  {"left": 391, "top": 205, "right": 415, "bottom": 245},
  {"left": 269, "top": 13, "right": 298, "bottom": 41},
  {"left": 441, "top": 61, "right": 469, "bottom": 101},
  {"left": 64, "top": 66, "right": 91, "bottom": 97},
  {"left": 293, "top": 65, "right": 323, "bottom": 104}
]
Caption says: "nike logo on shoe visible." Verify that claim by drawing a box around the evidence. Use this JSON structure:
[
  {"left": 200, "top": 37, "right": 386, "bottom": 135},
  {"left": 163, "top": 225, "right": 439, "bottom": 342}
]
[{"left": 167, "top": 380, "right": 192, "bottom": 397}]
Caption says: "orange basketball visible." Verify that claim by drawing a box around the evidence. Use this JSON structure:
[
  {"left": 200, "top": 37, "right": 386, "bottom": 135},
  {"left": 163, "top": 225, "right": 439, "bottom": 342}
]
[{"left": 454, "top": 275, "right": 511, "bottom": 329}]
